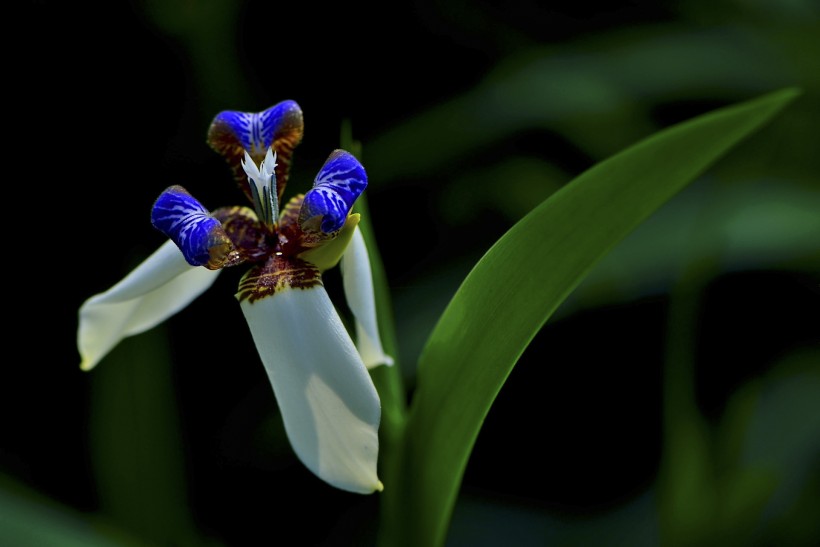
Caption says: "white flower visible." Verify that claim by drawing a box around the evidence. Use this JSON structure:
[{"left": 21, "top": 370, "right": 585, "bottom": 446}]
[{"left": 77, "top": 100, "right": 392, "bottom": 493}]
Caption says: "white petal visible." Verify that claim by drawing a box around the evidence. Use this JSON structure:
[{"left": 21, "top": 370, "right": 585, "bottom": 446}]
[
  {"left": 340, "top": 227, "right": 394, "bottom": 369},
  {"left": 78, "top": 240, "right": 220, "bottom": 371},
  {"left": 240, "top": 286, "right": 382, "bottom": 494},
  {"left": 261, "top": 148, "right": 278, "bottom": 179},
  {"left": 241, "top": 150, "right": 262, "bottom": 186}
]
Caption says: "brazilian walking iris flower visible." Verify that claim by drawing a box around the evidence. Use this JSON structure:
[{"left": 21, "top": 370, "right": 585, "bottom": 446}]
[{"left": 77, "top": 100, "right": 393, "bottom": 494}]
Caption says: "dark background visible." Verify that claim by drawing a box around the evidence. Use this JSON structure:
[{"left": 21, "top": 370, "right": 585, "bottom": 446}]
[{"left": 6, "top": 1, "right": 819, "bottom": 546}]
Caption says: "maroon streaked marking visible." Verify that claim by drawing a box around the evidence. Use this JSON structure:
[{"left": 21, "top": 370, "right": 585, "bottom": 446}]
[{"left": 236, "top": 255, "right": 322, "bottom": 303}]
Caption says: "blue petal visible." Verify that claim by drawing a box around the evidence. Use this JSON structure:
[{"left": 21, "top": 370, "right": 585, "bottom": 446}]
[
  {"left": 210, "top": 100, "right": 302, "bottom": 155},
  {"left": 300, "top": 150, "right": 367, "bottom": 233},
  {"left": 207, "top": 101, "right": 304, "bottom": 203},
  {"left": 151, "top": 186, "right": 234, "bottom": 268}
]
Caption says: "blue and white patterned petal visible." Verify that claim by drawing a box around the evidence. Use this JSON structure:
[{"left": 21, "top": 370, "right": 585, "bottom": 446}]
[
  {"left": 210, "top": 100, "right": 302, "bottom": 157},
  {"left": 207, "top": 100, "right": 304, "bottom": 202},
  {"left": 151, "top": 185, "right": 236, "bottom": 269},
  {"left": 299, "top": 150, "right": 368, "bottom": 234}
]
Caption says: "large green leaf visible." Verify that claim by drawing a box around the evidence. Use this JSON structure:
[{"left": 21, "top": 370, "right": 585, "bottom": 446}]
[{"left": 377, "top": 87, "right": 800, "bottom": 547}]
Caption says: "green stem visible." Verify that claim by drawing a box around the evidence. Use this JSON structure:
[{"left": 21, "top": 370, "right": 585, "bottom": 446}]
[
  {"left": 658, "top": 182, "right": 723, "bottom": 546},
  {"left": 340, "top": 122, "right": 410, "bottom": 540}
]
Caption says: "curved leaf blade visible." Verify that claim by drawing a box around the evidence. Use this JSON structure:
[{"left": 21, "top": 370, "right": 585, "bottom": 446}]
[{"left": 379, "top": 87, "right": 801, "bottom": 547}]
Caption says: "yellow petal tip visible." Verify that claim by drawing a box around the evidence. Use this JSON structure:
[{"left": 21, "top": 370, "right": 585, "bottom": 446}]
[{"left": 375, "top": 480, "right": 384, "bottom": 492}]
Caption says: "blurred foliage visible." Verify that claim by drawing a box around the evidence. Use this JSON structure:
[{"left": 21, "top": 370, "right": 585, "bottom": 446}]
[
  {"left": 378, "top": 88, "right": 799, "bottom": 547},
  {"left": 7, "top": 0, "right": 819, "bottom": 546}
]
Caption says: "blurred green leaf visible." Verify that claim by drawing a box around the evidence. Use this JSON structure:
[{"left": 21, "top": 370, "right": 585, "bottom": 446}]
[
  {"left": 0, "top": 475, "right": 146, "bottom": 547},
  {"left": 737, "top": 348, "right": 820, "bottom": 544},
  {"left": 559, "top": 176, "right": 820, "bottom": 318},
  {"left": 449, "top": 490, "right": 659, "bottom": 547},
  {"left": 142, "top": 0, "right": 250, "bottom": 113},
  {"left": 90, "top": 328, "right": 204, "bottom": 547},
  {"left": 377, "top": 87, "right": 801, "bottom": 547},
  {"left": 365, "top": 25, "right": 805, "bottom": 185}
]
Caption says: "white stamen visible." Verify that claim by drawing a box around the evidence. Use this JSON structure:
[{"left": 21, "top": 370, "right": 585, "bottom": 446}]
[{"left": 241, "top": 148, "right": 279, "bottom": 229}]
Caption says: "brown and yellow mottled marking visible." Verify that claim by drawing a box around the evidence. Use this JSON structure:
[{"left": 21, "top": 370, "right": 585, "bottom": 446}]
[{"left": 236, "top": 255, "right": 321, "bottom": 303}]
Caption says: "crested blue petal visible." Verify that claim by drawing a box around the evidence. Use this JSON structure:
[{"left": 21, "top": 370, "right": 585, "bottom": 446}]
[
  {"left": 209, "top": 100, "right": 303, "bottom": 157},
  {"left": 151, "top": 185, "right": 236, "bottom": 269},
  {"left": 299, "top": 150, "right": 367, "bottom": 234},
  {"left": 207, "top": 100, "right": 304, "bottom": 202}
]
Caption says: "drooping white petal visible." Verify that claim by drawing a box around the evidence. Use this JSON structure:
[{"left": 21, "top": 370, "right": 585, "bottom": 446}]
[
  {"left": 340, "top": 227, "right": 394, "bottom": 369},
  {"left": 240, "top": 286, "right": 382, "bottom": 494},
  {"left": 78, "top": 240, "right": 220, "bottom": 371}
]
